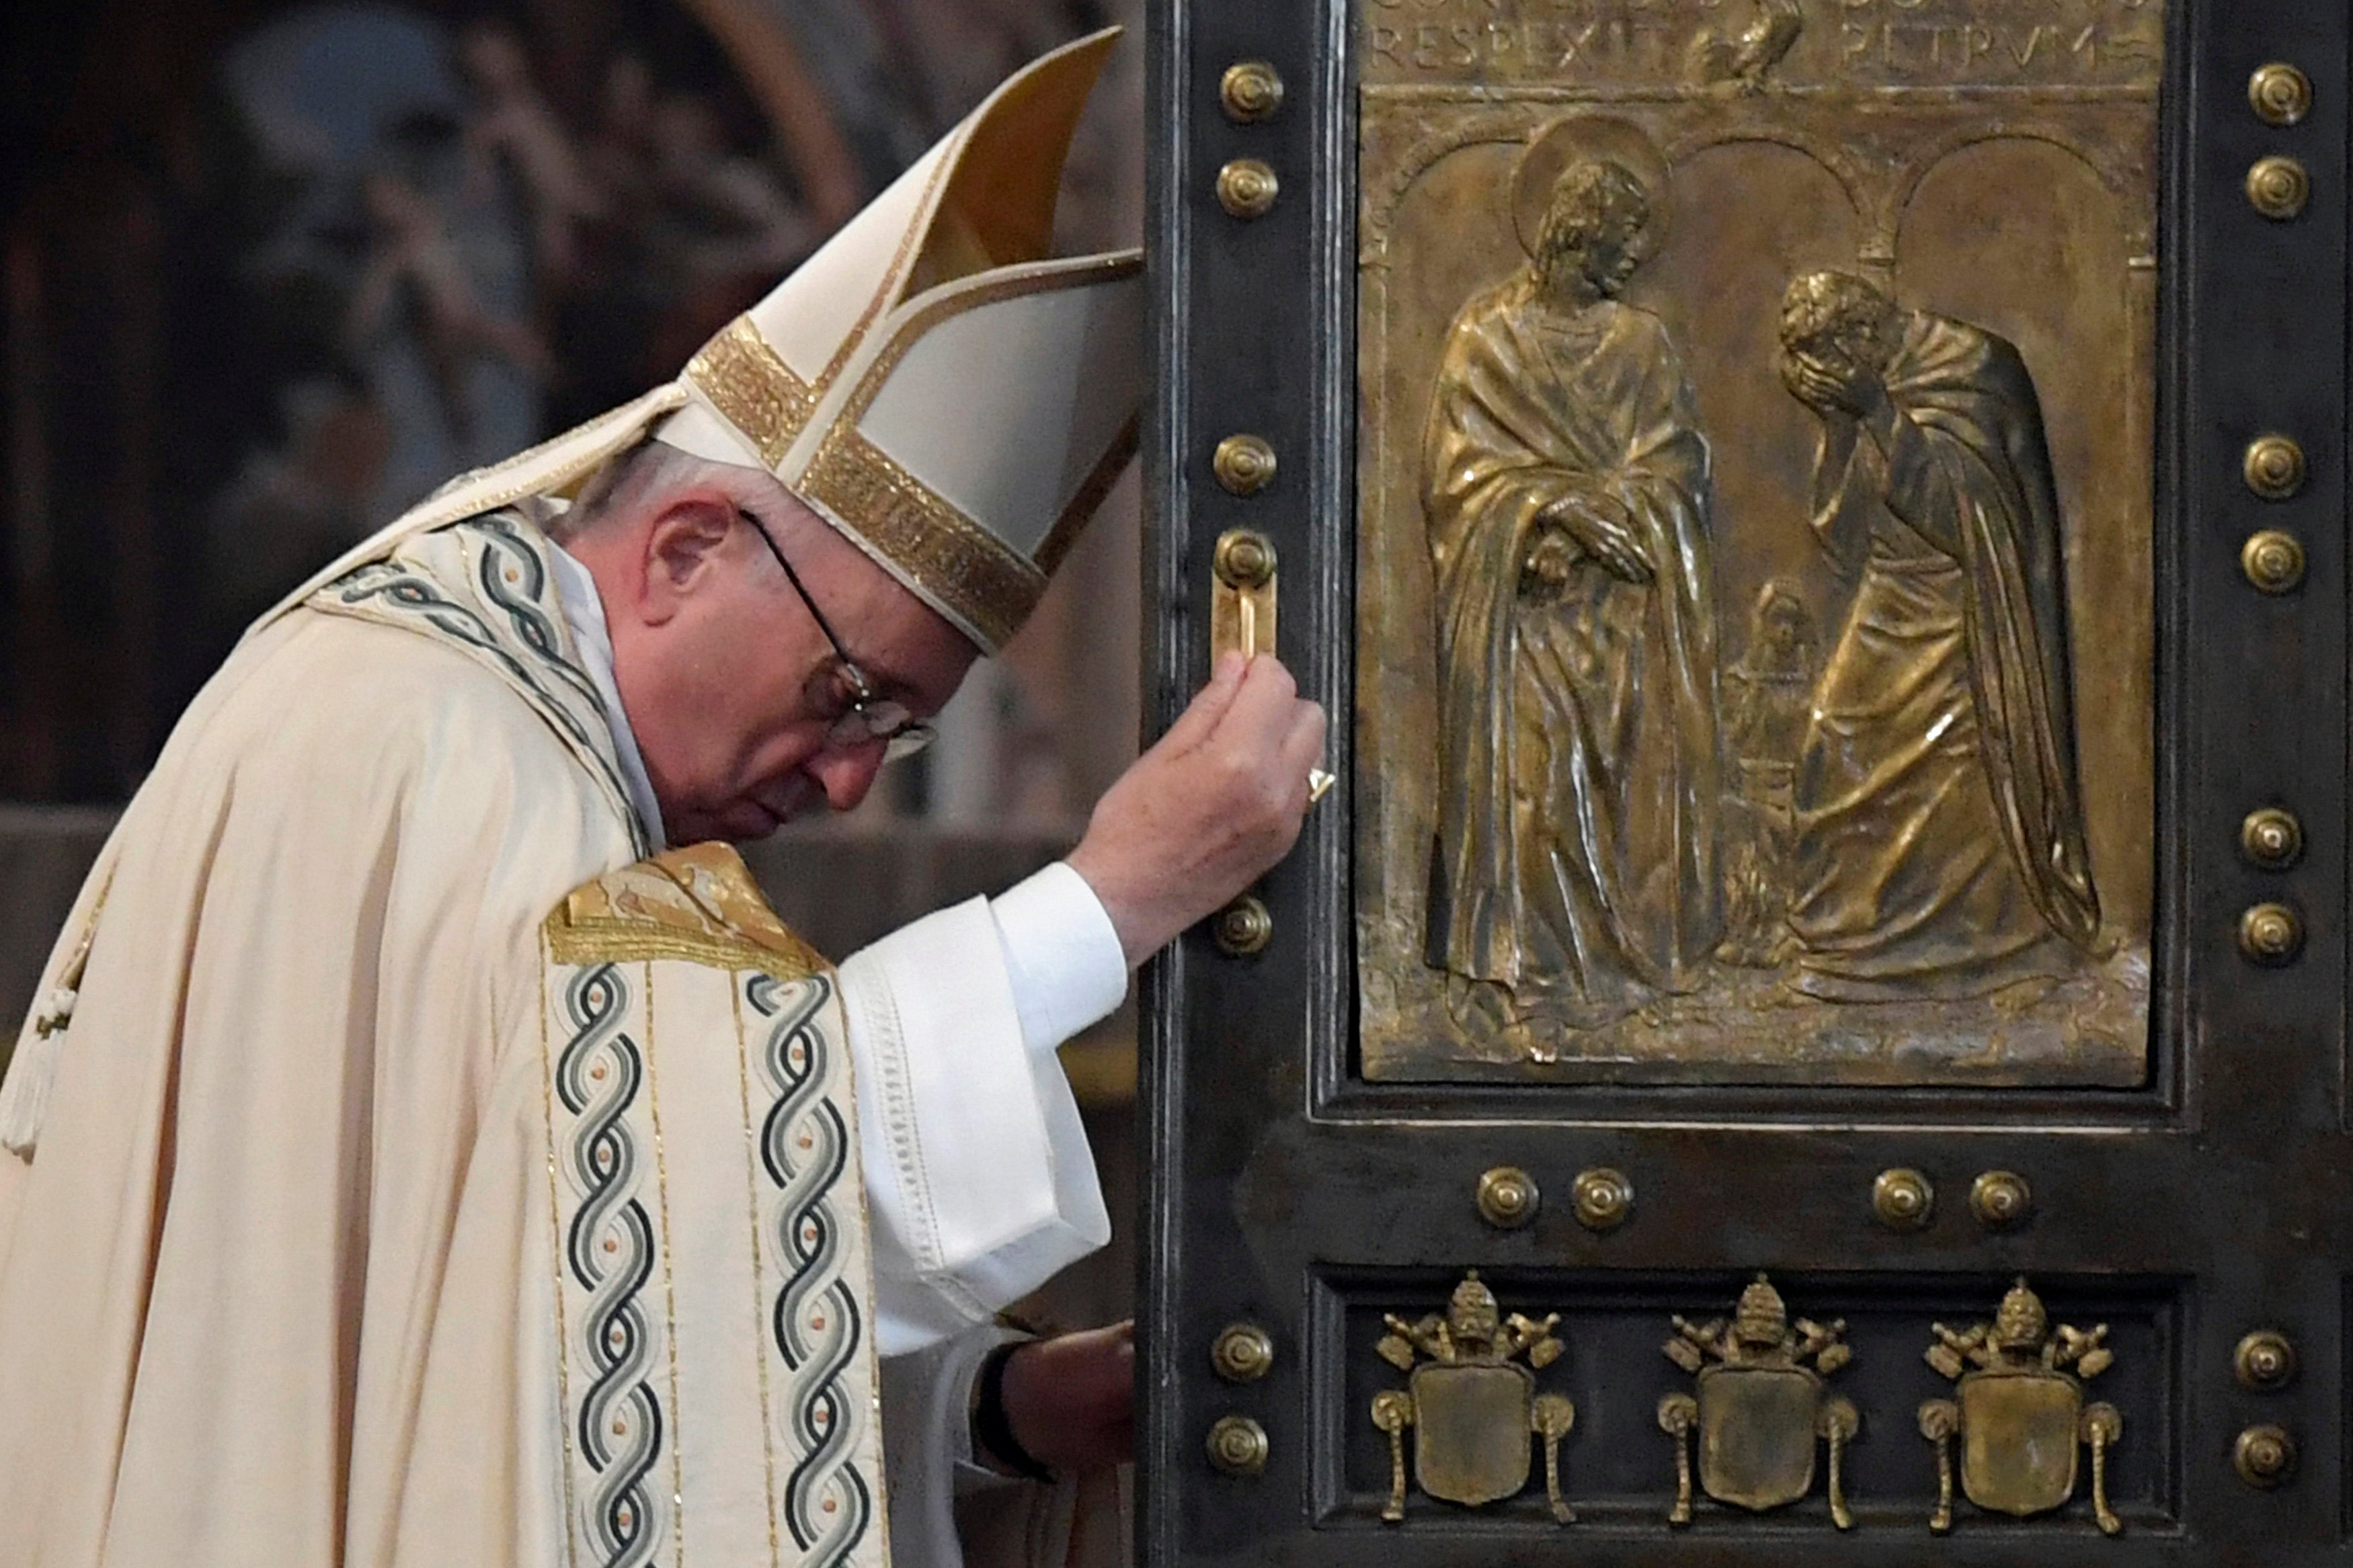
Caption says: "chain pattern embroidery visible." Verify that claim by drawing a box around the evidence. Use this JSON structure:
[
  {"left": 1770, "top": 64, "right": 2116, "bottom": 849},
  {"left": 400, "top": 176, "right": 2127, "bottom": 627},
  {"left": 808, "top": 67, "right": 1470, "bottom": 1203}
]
[
  {"left": 749, "top": 972, "right": 873, "bottom": 1568},
  {"left": 555, "top": 963, "right": 670, "bottom": 1568}
]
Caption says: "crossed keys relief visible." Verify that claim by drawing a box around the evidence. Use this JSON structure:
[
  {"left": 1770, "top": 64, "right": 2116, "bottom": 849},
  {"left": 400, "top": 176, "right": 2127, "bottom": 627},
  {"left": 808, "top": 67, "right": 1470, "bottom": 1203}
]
[
  {"left": 1371, "top": 1272, "right": 1577, "bottom": 1524},
  {"left": 1659, "top": 1274, "right": 1860, "bottom": 1528},
  {"left": 1364, "top": 1272, "right": 2133, "bottom": 1530},
  {"left": 1918, "top": 1278, "right": 2124, "bottom": 1536}
]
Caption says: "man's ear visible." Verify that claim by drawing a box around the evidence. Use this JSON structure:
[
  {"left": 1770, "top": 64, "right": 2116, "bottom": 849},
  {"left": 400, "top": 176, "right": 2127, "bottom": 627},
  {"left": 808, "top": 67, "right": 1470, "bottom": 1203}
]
[{"left": 637, "top": 492, "right": 739, "bottom": 626}]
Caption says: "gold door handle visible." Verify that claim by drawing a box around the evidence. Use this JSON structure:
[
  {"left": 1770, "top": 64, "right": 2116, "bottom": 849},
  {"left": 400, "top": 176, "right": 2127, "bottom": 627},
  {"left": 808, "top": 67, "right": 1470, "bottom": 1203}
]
[
  {"left": 1208, "top": 526, "right": 1330, "bottom": 806},
  {"left": 1211, "top": 527, "right": 1277, "bottom": 670}
]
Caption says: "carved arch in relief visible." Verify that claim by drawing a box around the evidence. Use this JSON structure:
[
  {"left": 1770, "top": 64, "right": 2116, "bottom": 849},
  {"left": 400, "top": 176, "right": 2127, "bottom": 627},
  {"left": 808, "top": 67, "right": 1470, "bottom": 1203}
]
[
  {"left": 1362, "top": 110, "right": 1538, "bottom": 263},
  {"left": 1367, "top": 115, "right": 1878, "bottom": 262},
  {"left": 1661, "top": 126, "right": 1875, "bottom": 235},
  {"left": 1888, "top": 123, "right": 2151, "bottom": 255}
]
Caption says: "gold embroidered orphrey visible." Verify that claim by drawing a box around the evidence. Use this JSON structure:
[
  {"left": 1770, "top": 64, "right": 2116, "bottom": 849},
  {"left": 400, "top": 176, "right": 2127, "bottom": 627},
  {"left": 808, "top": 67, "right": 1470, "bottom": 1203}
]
[
  {"left": 537, "top": 841, "right": 881, "bottom": 1568},
  {"left": 1353, "top": 0, "right": 2161, "bottom": 1086},
  {"left": 545, "top": 840, "right": 830, "bottom": 981},
  {"left": 1372, "top": 1271, "right": 1577, "bottom": 1524},
  {"left": 1917, "top": 1278, "right": 2124, "bottom": 1536},
  {"left": 1659, "top": 1274, "right": 1860, "bottom": 1528}
]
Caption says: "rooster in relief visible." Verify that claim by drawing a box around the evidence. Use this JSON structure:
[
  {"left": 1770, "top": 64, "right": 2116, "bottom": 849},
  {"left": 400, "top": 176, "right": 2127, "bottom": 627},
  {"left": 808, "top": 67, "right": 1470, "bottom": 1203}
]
[{"left": 1688, "top": 0, "right": 1804, "bottom": 94}]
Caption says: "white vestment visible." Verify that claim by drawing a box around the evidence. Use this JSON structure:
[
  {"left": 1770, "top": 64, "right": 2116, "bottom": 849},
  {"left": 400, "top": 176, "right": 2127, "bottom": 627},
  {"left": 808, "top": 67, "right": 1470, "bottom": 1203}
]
[{"left": 0, "top": 510, "right": 1122, "bottom": 1567}]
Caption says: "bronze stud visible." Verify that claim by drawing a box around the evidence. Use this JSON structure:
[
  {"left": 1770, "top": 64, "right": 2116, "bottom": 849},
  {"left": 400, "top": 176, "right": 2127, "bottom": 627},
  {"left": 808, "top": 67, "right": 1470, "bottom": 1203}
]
[
  {"left": 2246, "top": 155, "right": 2310, "bottom": 221},
  {"left": 2240, "top": 529, "right": 2307, "bottom": 593},
  {"left": 2234, "top": 1423, "right": 2297, "bottom": 1489},
  {"left": 2239, "top": 807, "right": 2305, "bottom": 871},
  {"left": 1872, "top": 1167, "right": 1936, "bottom": 1231},
  {"left": 1215, "top": 158, "right": 1279, "bottom": 220},
  {"left": 1210, "top": 894, "right": 1273, "bottom": 956},
  {"left": 2249, "top": 63, "right": 2313, "bottom": 128},
  {"left": 2239, "top": 902, "right": 2303, "bottom": 966},
  {"left": 1206, "top": 1414, "right": 1269, "bottom": 1477},
  {"left": 1213, "top": 527, "right": 1276, "bottom": 589},
  {"left": 1211, "top": 1323, "right": 1276, "bottom": 1383},
  {"left": 1220, "top": 60, "right": 1284, "bottom": 124},
  {"left": 1476, "top": 1165, "right": 1540, "bottom": 1230},
  {"left": 1968, "top": 1169, "right": 2033, "bottom": 1230},
  {"left": 2243, "top": 435, "right": 2308, "bottom": 501},
  {"left": 1570, "top": 1166, "right": 1633, "bottom": 1232},
  {"left": 2235, "top": 1329, "right": 2299, "bottom": 1393},
  {"left": 1212, "top": 434, "right": 1278, "bottom": 497}
]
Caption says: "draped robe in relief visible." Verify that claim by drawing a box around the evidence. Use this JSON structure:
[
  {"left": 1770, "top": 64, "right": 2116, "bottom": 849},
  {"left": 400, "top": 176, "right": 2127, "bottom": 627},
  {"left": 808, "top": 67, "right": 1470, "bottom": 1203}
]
[
  {"left": 1423, "top": 282, "right": 1720, "bottom": 1029},
  {"left": 1788, "top": 311, "right": 2102, "bottom": 998},
  {"left": 0, "top": 511, "right": 1109, "bottom": 1568}
]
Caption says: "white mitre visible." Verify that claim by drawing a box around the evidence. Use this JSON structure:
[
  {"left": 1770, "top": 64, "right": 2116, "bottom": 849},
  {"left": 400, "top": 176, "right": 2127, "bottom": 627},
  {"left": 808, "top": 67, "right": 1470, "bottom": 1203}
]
[{"left": 266, "top": 28, "right": 1142, "bottom": 653}]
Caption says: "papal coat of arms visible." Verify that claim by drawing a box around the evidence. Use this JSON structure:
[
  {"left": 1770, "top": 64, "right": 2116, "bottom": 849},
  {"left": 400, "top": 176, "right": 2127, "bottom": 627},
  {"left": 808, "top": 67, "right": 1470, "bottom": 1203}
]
[
  {"left": 1371, "top": 1271, "right": 1576, "bottom": 1524},
  {"left": 1659, "top": 1274, "right": 1859, "bottom": 1528},
  {"left": 1917, "top": 1278, "right": 2124, "bottom": 1536}
]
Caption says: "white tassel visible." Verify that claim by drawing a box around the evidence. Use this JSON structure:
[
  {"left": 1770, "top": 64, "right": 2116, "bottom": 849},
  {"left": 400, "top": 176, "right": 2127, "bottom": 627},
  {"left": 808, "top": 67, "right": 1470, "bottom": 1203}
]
[
  {"left": 0, "top": 1009, "right": 68, "bottom": 1158},
  {"left": 2, "top": 858, "right": 112, "bottom": 1158}
]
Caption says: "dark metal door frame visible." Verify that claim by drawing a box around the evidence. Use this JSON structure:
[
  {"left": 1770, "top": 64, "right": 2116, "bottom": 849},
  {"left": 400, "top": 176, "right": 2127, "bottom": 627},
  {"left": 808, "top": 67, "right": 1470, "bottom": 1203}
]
[{"left": 1140, "top": 1, "right": 2350, "bottom": 1560}]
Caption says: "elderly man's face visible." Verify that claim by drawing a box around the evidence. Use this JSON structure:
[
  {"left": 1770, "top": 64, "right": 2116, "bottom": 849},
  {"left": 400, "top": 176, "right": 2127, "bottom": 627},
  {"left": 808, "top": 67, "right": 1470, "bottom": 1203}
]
[{"left": 582, "top": 483, "right": 979, "bottom": 844}]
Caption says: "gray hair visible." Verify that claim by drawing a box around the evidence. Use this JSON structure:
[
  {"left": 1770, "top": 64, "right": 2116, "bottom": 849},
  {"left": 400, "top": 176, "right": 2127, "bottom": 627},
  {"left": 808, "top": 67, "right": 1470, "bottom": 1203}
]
[{"left": 551, "top": 436, "right": 801, "bottom": 543}]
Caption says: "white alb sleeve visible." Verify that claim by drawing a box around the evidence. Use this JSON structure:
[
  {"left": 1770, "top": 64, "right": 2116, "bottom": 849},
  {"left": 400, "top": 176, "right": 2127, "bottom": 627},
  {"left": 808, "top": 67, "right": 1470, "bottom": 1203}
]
[
  {"left": 838, "top": 862, "right": 1127, "bottom": 1354},
  {"left": 879, "top": 1321, "right": 1015, "bottom": 1568}
]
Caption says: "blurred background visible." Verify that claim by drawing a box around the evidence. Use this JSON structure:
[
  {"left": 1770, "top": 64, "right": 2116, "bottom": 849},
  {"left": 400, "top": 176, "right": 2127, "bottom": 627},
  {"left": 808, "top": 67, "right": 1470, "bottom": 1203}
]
[{"left": 0, "top": 0, "right": 1144, "bottom": 1328}]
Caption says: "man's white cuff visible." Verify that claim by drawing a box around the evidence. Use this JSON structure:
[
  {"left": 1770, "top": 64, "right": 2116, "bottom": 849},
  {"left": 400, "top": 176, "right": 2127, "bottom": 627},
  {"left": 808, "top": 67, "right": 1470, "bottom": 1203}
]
[{"left": 990, "top": 861, "right": 1129, "bottom": 1056}]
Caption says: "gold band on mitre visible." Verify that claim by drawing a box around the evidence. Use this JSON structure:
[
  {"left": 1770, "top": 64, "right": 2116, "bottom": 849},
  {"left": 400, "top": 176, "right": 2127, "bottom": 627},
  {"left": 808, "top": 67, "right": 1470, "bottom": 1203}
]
[
  {"left": 673, "top": 302, "right": 1060, "bottom": 651},
  {"left": 649, "top": 30, "right": 1142, "bottom": 653},
  {"left": 684, "top": 318, "right": 817, "bottom": 469},
  {"left": 791, "top": 251, "right": 1141, "bottom": 648},
  {"left": 796, "top": 424, "right": 1047, "bottom": 651},
  {"left": 671, "top": 245, "right": 1142, "bottom": 652}
]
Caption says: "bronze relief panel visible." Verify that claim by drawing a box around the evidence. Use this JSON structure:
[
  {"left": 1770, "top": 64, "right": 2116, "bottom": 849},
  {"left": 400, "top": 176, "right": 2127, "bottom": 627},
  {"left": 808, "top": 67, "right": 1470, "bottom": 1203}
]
[{"left": 1353, "top": 0, "right": 2161, "bottom": 1084}]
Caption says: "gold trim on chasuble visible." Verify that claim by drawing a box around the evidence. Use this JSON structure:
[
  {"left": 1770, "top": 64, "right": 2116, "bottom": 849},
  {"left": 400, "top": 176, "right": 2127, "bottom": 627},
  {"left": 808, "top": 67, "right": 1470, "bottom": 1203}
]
[
  {"left": 315, "top": 515, "right": 653, "bottom": 858},
  {"left": 541, "top": 953, "right": 676, "bottom": 1567},
  {"left": 541, "top": 841, "right": 882, "bottom": 1568},
  {"left": 547, "top": 842, "right": 831, "bottom": 982}
]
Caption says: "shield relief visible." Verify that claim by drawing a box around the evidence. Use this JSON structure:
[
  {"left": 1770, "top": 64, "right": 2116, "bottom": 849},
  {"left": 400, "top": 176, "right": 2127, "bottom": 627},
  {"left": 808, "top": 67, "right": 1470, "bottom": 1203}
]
[
  {"left": 1697, "top": 1364, "right": 1822, "bottom": 1513},
  {"left": 1959, "top": 1372, "right": 2085, "bottom": 1517},
  {"left": 1410, "top": 1363, "right": 1536, "bottom": 1507}
]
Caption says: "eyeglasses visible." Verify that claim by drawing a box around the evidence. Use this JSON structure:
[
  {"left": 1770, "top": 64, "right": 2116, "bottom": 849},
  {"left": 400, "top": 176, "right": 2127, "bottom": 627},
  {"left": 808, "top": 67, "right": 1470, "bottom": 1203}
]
[{"left": 739, "top": 508, "right": 935, "bottom": 763}]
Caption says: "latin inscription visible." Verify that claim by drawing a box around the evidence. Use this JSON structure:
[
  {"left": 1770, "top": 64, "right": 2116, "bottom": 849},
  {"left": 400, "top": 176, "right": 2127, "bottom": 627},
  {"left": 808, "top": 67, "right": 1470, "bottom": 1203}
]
[{"left": 1361, "top": 0, "right": 2163, "bottom": 89}]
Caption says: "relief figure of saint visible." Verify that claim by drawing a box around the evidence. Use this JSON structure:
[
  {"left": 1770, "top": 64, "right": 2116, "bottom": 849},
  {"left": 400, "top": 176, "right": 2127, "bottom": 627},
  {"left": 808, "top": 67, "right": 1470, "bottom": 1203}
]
[
  {"left": 1776, "top": 270, "right": 2102, "bottom": 999},
  {"left": 1424, "top": 151, "right": 1720, "bottom": 1032}
]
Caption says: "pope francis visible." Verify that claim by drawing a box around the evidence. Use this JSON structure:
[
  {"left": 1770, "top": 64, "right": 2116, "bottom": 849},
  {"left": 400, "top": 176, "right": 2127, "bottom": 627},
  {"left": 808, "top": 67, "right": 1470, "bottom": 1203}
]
[{"left": 0, "top": 31, "right": 1326, "bottom": 1568}]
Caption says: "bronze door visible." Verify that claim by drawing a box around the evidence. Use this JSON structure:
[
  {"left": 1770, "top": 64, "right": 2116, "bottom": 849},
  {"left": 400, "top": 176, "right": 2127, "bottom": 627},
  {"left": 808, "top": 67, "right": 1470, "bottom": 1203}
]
[{"left": 1140, "top": 0, "right": 2350, "bottom": 1561}]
